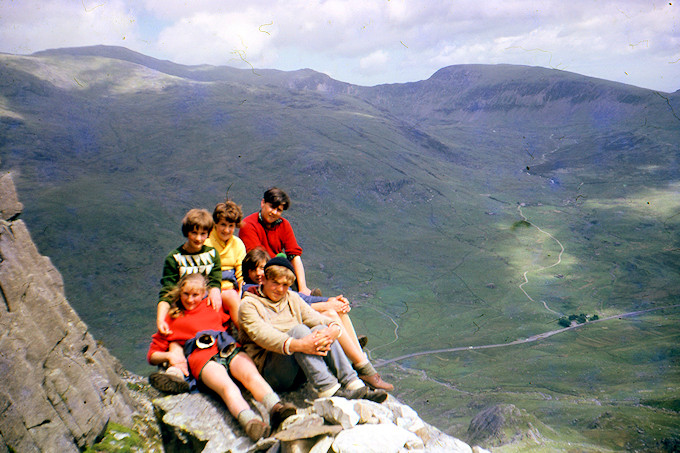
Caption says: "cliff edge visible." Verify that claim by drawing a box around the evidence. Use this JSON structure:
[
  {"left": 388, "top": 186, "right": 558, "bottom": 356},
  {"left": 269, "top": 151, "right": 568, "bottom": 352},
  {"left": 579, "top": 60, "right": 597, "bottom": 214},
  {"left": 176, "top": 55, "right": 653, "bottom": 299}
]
[
  {"left": 0, "top": 172, "right": 487, "bottom": 453},
  {"left": 0, "top": 172, "right": 139, "bottom": 452}
]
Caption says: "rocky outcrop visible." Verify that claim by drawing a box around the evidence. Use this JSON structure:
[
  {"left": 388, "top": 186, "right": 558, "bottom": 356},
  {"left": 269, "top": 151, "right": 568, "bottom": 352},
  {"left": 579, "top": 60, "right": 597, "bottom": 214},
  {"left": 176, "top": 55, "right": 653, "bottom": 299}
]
[
  {"left": 467, "top": 403, "right": 552, "bottom": 448},
  {"left": 0, "top": 171, "right": 489, "bottom": 453},
  {"left": 0, "top": 172, "right": 139, "bottom": 452},
  {"left": 152, "top": 384, "right": 481, "bottom": 453}
]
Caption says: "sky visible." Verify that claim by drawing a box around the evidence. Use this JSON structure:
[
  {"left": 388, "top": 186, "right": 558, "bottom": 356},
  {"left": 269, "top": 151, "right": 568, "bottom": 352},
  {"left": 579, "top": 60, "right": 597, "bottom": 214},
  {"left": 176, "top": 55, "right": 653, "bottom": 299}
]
[{"left": 1, "top": 0, "right": 678, "bottom": 92}]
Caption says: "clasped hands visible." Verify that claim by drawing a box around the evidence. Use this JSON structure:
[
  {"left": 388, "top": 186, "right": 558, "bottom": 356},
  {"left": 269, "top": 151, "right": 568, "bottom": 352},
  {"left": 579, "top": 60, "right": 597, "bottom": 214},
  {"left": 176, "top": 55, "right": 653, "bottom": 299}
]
[
  {"left": 326, "top": 295, "right": 351, "bottom": 314},
  {"left": 298, "top": 326, "right": 341, "bottom": 356}
]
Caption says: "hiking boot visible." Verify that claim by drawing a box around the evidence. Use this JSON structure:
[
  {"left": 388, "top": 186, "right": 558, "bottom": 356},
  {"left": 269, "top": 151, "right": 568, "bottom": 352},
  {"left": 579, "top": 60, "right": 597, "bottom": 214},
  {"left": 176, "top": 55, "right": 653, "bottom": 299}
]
[
  {"left": 358, "top": 335, "right": 368, "bottom": 349},
  {"left": 149, "top": 371, "right": 189, "bottom": 394},
  {"left": 334, "top": 386, "right": 388, "bottom": 403},
  {"left": 310, "top": 287, "right": 323, "bottom": 297},
  {"left": 359, "top": 372, "right": 394, "bottom": 392},
  {"left": 269, "top": 401, "right": 297, "bottom": 431},
  {"left": 333, "top": 385, "right": 367, "bottom": 400},
  {"left": 363, "top": 388, "right": 389, "bottom": 403},
  {"left": 244, "top": 419, "right": 270, "bottom": 442}
]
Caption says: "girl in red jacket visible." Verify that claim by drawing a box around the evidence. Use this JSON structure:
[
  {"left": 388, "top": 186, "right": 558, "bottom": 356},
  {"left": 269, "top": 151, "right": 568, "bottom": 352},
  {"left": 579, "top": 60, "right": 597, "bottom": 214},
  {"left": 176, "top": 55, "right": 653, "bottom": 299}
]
[{"left": 147, "top": 273, "right": 295, "bottom": 442}]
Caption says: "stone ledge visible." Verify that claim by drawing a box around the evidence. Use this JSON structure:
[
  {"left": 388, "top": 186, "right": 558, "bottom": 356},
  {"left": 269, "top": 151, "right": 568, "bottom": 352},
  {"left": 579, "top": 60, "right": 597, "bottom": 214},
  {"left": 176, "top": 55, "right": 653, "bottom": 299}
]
[{"left": 151, "top": 384, "right": 477, "bottom": 453}]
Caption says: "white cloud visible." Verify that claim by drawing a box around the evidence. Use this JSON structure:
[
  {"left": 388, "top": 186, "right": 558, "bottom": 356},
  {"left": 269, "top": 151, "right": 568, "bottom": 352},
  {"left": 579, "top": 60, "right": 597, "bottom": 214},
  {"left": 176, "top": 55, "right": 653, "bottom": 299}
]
[
  {"left": 0, "top": 0, "right": 678, "bottom": 91},
  {"left": 359, "top": 49, "right": 389, "bottom": 74},
  {"left": 0, "top": 0, "right": 139, "bottom": 55},
  {"left": 154, "top": 11, "right": 276, "bottom": 66}
]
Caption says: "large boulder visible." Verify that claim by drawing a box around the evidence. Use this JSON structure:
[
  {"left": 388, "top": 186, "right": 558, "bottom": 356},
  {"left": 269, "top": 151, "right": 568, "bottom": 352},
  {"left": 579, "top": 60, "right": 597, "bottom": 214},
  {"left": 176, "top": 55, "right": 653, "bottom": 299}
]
[{"left": 0, "top": 173, "right": 139, "bottom": 452}]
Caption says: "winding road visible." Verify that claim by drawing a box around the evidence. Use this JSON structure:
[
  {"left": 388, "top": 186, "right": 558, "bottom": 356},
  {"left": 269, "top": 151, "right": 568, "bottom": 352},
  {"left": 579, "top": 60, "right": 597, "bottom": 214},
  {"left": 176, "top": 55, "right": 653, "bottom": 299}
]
[
  {"left": 375, "top": 304, "right": 680, "bottom": 367},
  {"left": 374, "top": 205, "right": 678, "bottom": 368},
  {"left": 516, "top": 204, "right": 565, "bottom": 316}
]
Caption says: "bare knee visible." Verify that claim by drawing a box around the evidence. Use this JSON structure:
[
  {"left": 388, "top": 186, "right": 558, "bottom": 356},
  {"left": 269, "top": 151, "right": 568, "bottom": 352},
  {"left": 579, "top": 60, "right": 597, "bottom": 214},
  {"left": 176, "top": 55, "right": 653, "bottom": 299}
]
[
  {"left": 229, "top": 353, "right": 257, "bottom": 379},
  {"left": 322, "top": 310, "right": 340, "bottom": 321}
]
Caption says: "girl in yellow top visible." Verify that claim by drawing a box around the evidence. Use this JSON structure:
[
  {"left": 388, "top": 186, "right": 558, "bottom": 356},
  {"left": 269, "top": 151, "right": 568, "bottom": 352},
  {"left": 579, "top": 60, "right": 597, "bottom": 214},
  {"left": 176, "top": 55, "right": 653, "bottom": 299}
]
[{"left": 205, "top": 200, "right": 247, "bottom": 328}]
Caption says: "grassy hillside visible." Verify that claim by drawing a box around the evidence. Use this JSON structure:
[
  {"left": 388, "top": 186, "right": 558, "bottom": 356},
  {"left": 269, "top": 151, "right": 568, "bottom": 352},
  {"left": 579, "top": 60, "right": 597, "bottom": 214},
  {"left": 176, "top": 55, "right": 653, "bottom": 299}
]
[{"left": 1, "top": 46, "right": 678, "bottom": 451}]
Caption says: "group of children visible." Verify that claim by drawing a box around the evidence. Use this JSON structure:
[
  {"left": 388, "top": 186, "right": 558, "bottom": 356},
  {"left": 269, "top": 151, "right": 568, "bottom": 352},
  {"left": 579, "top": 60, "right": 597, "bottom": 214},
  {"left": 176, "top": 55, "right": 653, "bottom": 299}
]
[{"left": 146, "top": 187, "right": 394, "bottom": 442}]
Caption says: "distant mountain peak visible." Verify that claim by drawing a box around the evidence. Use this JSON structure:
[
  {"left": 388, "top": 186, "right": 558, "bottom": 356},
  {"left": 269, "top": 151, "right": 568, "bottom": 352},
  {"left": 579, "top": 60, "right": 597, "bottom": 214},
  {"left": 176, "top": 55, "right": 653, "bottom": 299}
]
[{"left": 34, "top": 44, "right": 160, "bottom": 63}]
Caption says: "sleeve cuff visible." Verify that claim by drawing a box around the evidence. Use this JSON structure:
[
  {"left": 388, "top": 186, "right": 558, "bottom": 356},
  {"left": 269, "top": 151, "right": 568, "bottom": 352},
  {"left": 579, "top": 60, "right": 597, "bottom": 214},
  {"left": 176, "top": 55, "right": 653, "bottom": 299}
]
[{"left": 328, "top": 321, "right": 342, "bottom": 339}]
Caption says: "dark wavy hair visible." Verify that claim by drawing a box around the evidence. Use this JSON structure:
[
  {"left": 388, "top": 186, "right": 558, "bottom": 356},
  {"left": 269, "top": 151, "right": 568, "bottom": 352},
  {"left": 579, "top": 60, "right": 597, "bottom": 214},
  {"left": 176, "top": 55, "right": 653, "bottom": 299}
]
[{"left": 241, "top": 247, "right": 271, "bottom": 284}]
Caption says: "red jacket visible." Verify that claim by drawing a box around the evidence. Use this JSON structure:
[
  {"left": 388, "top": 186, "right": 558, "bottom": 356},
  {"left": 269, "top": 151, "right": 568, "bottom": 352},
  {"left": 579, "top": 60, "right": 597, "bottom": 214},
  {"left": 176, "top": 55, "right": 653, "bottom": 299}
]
[{"left": 239, "top": 212, "right": 303, "bottom": 258}]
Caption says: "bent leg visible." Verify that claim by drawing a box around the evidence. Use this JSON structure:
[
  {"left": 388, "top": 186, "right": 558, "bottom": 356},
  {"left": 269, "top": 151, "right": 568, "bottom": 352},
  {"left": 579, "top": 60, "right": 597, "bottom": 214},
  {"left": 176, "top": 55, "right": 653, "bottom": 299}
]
[
  {"left": 303, "top": 324, "right": 358, "bottom": 388},
  {"left": 336, "top": 313, "right": 368, "bottom": 365},
  {"left": 199, "top": 360, "right": 249, "bottom": 418},
  {"left": 339, "top": 313, "right": 362, "bottom": 351},
  {"left": 221, "top": 289, "right": 242, "bottom": 328},
  {"left": 288, "top": 324, "right": 340, "bottom": 394},
  {"left": 229, "top": 352, "right": 274, "bottom": 401},
  {"left": 318, "top": 310, "right": 367, "bottom": 365}
]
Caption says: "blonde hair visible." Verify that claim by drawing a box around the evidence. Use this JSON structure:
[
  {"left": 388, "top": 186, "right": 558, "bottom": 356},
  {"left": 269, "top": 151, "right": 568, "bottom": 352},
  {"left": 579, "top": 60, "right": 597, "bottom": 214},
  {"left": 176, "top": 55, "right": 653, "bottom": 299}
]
[
  {"left": 166, "top": 273, "right": 208, "bottom": 318},
  {"left": 264, "top": 265, "right": 295, "bottom": 286}
]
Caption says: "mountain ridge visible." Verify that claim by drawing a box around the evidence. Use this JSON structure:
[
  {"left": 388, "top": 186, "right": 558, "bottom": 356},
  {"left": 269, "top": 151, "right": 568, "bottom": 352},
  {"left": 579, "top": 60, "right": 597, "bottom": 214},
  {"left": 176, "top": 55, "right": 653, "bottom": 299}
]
[
  {"left": 1, "top": 46, "right": 678, "bottom": 452},
  {"left": 31, "top": 44, "right": 680, "bottom": 95},
  {"left": 32, "top": 45, "right": 354, "bottom": 93}
]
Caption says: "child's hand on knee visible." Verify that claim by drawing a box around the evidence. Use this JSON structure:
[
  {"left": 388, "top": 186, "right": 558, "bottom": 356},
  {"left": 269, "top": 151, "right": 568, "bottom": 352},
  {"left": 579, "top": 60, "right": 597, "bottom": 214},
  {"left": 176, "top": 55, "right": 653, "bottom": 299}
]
[
  {"left": 324, "top": 296, "right": 344, "bottom": 314},
  {"left": 326, "top": 296, "right": 351, "bottom": 314},
  {"left": 338, "top": 296, "right": 351, "bottom": 313}
]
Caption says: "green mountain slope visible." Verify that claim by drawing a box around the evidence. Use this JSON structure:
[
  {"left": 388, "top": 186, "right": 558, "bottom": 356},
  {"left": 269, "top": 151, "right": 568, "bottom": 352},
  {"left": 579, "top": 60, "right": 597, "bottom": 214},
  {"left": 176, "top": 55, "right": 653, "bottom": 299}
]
[{"left": 1, "top": 46, "right": 678, "bottom": 451}]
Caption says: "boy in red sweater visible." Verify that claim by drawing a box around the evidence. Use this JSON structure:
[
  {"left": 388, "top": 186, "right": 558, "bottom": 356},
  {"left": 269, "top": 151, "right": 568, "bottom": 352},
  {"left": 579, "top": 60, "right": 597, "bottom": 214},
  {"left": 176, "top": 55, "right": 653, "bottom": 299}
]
[{"left": 239, "top": 187, "right": 312, "bottom": 295}]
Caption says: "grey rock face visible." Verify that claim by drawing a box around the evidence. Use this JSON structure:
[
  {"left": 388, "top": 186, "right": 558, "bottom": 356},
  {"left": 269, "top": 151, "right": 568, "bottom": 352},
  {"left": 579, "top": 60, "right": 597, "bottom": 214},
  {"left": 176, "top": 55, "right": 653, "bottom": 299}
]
[
  {"left": 0, "top": 173, "right": 139, "bottom": 452},
  {"left": 0, "top": 172, "right": 22, "bottom": 221}
]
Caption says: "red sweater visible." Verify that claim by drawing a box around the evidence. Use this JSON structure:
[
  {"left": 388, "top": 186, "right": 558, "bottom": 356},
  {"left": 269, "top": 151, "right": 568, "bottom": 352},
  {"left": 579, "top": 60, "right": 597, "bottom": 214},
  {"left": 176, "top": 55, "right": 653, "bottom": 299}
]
[
  {"left": 239, "top": 212, "right": 303, "bottom": 257},
  {"left": 147, "top": 300, "right": 232, "bottom": 377}
]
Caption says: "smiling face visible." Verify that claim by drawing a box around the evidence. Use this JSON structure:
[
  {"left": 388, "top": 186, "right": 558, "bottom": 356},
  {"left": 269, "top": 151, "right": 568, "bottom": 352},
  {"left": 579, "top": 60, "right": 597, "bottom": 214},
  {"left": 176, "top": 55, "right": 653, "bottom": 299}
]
[
  {"left": 260, "top": 200, "right": 285, "bottom": 225},
  {"left": 215, "top": 219, "right": 236, "bottom": 242},
  {"left": 261, "top": 275, "right": 291, "bottom": 302},
  {"left": 185, "top": 227, "right": 210, "bottom": 253},
  {"left": 247, "top": 260, "right": 266, "bottom": 284},
  {"left": 179, "top": 279, "right": 206, "bottom": 311}
]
